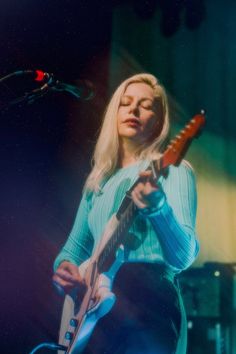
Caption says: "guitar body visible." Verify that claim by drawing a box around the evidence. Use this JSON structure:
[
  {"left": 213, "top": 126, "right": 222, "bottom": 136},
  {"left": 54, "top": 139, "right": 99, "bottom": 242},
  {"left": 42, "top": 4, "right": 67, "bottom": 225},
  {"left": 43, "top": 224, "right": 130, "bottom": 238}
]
[{"left": 58, "top": 215, "right": 125, "bottom": 354}]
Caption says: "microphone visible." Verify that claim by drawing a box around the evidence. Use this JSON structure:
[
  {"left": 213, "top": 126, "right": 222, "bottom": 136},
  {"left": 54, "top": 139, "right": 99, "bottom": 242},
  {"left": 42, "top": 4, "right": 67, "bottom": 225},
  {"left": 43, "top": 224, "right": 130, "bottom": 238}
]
[
  {"left": 52, "top": 80, "right": 95, "bottom": 101},
  {"left": 1, "top": 69, "right": 54, "bottom": 84},
  {"left": 21, "top": 70, "right": 95, "bottom": 101},
  {"left": 0, "top": 69, "right": 95, "bottom": 105},
  {"left": 25, "top": 70, "right": 95, "bottom": 100}
]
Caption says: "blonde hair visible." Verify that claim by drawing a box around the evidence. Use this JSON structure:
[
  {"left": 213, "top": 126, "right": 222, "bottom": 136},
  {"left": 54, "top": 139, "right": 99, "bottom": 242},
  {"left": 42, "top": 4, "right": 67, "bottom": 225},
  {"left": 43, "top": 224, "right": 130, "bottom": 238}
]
[{"left": 84, "top": 73, "right": 170, "bottom": 192}]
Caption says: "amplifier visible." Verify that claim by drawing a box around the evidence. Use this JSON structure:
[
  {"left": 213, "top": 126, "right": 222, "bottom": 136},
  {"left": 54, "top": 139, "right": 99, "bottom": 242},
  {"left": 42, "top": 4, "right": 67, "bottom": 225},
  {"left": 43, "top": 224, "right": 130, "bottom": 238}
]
[{"left": 178, "top": 263, "right": 235, "bottom": 320}]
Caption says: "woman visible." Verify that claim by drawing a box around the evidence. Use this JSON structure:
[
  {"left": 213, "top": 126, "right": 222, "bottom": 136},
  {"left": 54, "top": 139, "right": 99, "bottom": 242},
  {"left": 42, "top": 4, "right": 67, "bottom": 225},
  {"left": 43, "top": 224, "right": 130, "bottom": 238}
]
[{"left": 53, "top": 73, "right": 199, "bottom": 354}]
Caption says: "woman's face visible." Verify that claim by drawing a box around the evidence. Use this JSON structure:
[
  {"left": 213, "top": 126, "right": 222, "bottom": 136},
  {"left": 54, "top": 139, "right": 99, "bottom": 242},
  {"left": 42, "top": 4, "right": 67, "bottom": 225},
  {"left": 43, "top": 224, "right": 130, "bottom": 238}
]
[{"left": 117, "top": 82, "right": 161, "bottom": 145}]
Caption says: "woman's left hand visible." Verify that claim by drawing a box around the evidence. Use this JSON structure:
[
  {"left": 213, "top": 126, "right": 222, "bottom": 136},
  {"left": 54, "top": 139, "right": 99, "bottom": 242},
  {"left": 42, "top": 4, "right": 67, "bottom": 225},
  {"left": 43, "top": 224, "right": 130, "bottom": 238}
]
[{"left": 131, "top": 170, "right": 164, "bottom": 210}]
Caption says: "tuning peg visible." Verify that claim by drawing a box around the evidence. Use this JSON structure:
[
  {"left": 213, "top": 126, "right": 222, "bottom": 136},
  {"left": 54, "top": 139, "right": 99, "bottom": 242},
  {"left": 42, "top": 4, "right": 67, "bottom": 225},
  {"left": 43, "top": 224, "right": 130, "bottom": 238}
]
[
  {"left": 175, "top": 135, "right": 182, "bottom": 140},
  {"left": 184, "top": 124, "right": 195, "bottom": 130}
]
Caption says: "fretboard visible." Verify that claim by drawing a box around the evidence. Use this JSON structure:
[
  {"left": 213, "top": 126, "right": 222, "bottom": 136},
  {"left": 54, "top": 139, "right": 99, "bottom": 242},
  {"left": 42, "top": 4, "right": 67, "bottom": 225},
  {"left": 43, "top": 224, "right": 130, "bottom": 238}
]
[{"left": 97, "top": 197, "right": 138, "bottom": 272}]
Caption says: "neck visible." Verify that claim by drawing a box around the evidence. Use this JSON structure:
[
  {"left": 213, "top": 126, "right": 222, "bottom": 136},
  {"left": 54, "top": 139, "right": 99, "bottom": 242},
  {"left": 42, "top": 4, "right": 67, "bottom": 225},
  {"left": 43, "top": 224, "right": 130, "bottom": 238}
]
[{"left": 119, "top": 139, "right": 140, "bottom": 168}]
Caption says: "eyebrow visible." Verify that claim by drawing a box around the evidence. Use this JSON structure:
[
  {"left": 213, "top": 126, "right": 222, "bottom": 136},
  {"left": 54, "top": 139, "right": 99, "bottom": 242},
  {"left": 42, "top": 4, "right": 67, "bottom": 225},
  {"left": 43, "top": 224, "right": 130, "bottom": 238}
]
[{"left": 122, "top": 95, "right": 154, "bottom": 102}]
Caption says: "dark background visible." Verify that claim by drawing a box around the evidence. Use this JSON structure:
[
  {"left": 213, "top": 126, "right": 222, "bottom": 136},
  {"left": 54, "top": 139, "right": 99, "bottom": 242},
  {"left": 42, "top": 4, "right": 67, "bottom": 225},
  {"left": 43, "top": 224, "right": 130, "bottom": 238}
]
[
  {"left": 0, "top": 1, "right": 114, "bottom": 353},
  {"left": 0, "top": 1, "right": 236, "bottom": 353}
]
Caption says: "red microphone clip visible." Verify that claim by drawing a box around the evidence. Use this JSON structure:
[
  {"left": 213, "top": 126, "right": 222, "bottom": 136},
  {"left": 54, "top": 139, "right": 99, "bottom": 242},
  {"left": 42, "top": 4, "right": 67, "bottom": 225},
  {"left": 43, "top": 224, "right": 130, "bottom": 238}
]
[{"left": 35, "top": 70, "right": 45, "bottom": 82}]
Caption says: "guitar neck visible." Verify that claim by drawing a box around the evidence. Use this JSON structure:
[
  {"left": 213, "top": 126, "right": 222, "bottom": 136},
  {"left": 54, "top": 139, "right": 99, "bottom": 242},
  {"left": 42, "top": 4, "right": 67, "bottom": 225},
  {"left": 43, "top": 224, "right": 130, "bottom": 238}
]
[
  {"left": 97, "top": 160, "right": 164, "bottom": 272},
  {"left": 97, "top": 199, "right": 137, "bottom": 272}
]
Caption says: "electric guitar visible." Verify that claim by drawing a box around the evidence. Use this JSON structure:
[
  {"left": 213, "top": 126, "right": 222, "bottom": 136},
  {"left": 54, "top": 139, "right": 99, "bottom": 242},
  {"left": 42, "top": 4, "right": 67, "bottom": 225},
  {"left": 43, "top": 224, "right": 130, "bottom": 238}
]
[{"left": 58, "top": 112, "right": 206, "bottom": 354}]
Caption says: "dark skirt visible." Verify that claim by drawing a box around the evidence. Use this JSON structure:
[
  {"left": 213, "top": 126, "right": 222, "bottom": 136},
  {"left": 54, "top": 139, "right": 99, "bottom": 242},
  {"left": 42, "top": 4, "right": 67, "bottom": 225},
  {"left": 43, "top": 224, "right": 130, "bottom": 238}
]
[{"left": 84, "top": 263, "right": 181, "bottom": 354}]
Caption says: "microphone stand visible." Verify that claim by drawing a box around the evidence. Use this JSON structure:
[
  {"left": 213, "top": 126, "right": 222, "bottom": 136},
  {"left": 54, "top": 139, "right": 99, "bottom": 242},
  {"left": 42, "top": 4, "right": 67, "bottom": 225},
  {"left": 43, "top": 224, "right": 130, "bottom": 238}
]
[{"left": 0, "top": 70, "right": 95, "bottom": 107}]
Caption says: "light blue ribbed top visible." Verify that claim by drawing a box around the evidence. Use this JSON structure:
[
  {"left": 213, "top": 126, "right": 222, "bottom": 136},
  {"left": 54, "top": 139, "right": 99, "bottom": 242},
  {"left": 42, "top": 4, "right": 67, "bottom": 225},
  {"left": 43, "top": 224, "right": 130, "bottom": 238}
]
[{"left": 54, "top": 160, "right": 199, "bottom": 273}]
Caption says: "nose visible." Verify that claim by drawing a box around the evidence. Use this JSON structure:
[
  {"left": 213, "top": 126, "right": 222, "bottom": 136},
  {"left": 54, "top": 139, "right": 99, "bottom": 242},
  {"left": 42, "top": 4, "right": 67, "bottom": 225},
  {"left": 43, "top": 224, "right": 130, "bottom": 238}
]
[{"left": 128, "top": 100, "right": 139, "bottom": 115}]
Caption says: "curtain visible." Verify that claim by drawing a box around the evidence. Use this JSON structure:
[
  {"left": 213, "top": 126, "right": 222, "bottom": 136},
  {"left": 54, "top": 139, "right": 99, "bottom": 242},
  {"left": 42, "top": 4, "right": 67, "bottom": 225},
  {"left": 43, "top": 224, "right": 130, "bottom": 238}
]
[{"left": 109, "top": 0, "right": 236, "bottom": 265}]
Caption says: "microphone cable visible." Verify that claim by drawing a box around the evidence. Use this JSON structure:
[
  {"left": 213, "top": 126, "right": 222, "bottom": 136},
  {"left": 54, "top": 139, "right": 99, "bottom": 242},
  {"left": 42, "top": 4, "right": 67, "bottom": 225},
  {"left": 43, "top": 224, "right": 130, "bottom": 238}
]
[{"left": 28, "top": 342, "right": 67, "bottom": 354}]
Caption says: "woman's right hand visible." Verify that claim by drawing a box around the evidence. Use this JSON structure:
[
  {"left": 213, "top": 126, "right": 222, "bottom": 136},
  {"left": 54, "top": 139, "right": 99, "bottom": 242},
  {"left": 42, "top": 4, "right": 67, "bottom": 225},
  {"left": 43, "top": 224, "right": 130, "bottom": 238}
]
[{"left": 52, "top": 261, "right": 86, "bottom": 296}]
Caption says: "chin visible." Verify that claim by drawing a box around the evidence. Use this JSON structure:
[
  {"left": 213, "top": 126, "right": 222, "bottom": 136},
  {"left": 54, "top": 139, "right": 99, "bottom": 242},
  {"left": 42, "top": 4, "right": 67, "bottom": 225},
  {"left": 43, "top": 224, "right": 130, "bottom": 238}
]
[
  {"left": 119, "top": 129, "right": 141, "bottom": 138},
  {"left": 120, "top": 133, "right": 140, "bottom": 140}
]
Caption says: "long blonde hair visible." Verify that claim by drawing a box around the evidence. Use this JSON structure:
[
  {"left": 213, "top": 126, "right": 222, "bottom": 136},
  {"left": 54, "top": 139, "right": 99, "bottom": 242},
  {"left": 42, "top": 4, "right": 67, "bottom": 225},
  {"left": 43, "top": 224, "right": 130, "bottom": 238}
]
[{"left": 84, "top": 73, "right": 170, "bottom": 192}]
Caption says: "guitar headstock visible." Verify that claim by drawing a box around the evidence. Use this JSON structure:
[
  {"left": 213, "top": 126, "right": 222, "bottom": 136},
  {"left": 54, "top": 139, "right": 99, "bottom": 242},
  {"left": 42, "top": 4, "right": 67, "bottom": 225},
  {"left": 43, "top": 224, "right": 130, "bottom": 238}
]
[{"left": 161, "top": 112, "right": 206, "bottom": 169}]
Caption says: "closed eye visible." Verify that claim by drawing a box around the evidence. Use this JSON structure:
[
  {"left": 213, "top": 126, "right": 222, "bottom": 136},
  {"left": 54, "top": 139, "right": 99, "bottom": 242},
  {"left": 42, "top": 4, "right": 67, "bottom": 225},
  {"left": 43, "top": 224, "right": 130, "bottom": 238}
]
[
  {"left": 140, "top": 99, "right": 154, "bottom": 110},
  {"left": 120, "top": 96, "right": 132, "bottom": 106},
  {"left": 120, "top": 96, "right": 154, "bottom": 108}
]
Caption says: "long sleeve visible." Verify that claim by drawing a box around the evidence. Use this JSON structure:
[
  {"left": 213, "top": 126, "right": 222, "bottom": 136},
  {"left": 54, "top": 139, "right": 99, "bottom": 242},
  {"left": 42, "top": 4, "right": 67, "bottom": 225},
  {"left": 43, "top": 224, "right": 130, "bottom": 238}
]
[
  {"left": 142, "top": 162, "right": 199, "bottom": 272},
  {"left": 53, "top": 192, "right": 94, "bottom": 271}
]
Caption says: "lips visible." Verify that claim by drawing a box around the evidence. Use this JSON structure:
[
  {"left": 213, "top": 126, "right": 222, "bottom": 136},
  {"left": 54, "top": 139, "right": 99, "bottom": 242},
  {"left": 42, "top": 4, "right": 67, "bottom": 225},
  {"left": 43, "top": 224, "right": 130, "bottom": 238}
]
[{"left": 123, "top": 118, "right": 141, "bottom": 126}]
